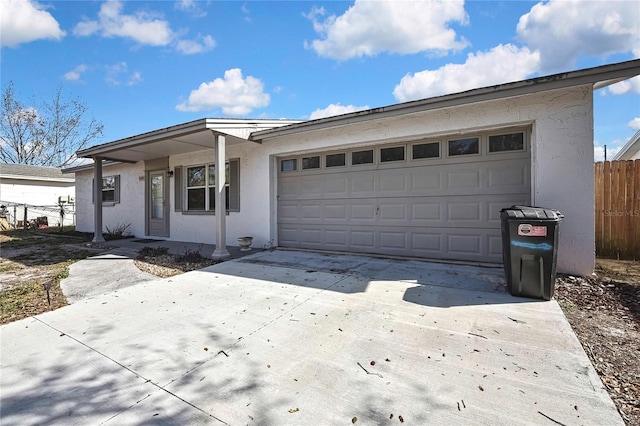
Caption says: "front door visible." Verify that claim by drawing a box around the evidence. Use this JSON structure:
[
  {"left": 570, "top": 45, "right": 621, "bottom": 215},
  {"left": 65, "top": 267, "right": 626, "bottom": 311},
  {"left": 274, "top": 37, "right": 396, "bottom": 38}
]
[{"left": 148, "top": 171, "right": 169, "bottom": 237}]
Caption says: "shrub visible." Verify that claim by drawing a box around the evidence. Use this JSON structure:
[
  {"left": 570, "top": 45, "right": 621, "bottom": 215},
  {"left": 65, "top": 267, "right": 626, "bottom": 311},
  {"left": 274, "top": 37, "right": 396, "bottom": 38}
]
[
  {"left": 137, "top": 246, "right": 169, "bottom": 258},
  {"left": 176, "top": 246, "right": 204, "bottom": 263},
  {"left": 104, "top": 223, "right": 131, "bottom": 240}
]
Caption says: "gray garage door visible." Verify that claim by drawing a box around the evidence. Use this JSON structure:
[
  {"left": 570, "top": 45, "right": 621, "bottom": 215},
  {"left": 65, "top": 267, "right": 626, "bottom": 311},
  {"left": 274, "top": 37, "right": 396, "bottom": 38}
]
[{"left": 277, "top": 130, "right": 531, "bottom": 263}]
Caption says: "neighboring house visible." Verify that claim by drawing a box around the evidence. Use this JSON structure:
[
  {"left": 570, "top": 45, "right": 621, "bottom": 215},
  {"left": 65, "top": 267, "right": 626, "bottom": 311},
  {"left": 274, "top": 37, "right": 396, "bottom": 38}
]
[
  {"left": 65, "top": 59, "right": 640, "bottom": 277},
  {"left": 0, "top": 163, "right": 75, "bottom": 227},
  {"left": 612, "top": 129, "right": 640, "bottom": 160}
]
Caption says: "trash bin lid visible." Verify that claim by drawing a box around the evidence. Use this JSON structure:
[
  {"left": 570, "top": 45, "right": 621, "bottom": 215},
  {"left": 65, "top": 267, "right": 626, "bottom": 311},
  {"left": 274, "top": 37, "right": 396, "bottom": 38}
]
[{"left": 500, "top": 205, "right": 564, "bottom": 220}]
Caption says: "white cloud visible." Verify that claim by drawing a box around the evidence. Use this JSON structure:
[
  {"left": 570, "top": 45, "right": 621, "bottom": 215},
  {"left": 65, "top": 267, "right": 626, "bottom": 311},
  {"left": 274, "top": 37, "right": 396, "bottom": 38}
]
[
  {"left": 309, "top": 103, "right": 370, "bottom": 120},
  {"left": 127, "top": 71, "right": 143, "bottom": 86},
  {"left": 73, "top": 0, "right": 214, "bottom": 54},
  {"left": 605, "top": 76, "right": 640, "bottom": 95},
  {"left": 175, "top": 35, "right": 216, "bottom": 55},
  {"left": 594, "top": 145, "right": 622, "bottom": 162},
  {"left": 305, "top": 0, "right": 468, "bottom": 60},
  {"left": 517, "top": 0, "right": 640, "bottom": 72},
  {"left": 176, "top": 69, "right": 270, "bottom": 115},
  {"left": 105, "top": 62, "right": 142, "bottom": 86},
  {"left": 63, "top": 64, "right": 88, "bottom": 81},
  {"left": 175, "top": 0, "right": 206, "bottom": 18},
  {"left": 241, "top": 4, "right": 252, "bottom": 23},
  {"left": 393, "top": 44, "right": 540, "bottom": 102},
  {"left": 0, "top": 0, "right": 65, "bottom": 48},
  {"left": 629, "top": 117, "right": 640, "bottom": 130},
  {"left": 74, "top": 0, "right": 173, "bottom": 46}
]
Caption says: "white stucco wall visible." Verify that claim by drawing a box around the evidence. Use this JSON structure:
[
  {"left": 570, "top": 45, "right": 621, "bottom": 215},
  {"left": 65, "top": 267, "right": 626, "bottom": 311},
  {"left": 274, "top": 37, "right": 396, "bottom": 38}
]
[
  {"left": 246, "top": 85, "right": 594, "bottom": 276},
  {"left": 75, "top": 162, "right": 146, "bottom": 236},
  {"left": 75, "top": 85, "right": 595, "bottom": 276},
  {"left": 0, "top": 179, "right": 75, "bottom": 226}
]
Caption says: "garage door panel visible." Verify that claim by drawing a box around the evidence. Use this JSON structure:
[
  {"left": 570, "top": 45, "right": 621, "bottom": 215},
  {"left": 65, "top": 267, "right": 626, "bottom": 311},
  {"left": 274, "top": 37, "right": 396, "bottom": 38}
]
[
  {"left": 351, "top": 203, "right": 376, "bottom": 220},
  {"left": 279, "top": 203, "right": 300, "bottom": 220},
  {"left": 325, "top": 230, "right": 347, "bottom": 246},
  {"left": 378, "top": 203, "right": 407, "bottom": 221},
  {"left": 447, "top": 169, "right": 482, "bottom": 190},
  {"left": 378, "top": 171, "right": 408, "bottom": 193},
  {"left": 277, "top": 136, "right": 530, "bottom": 263},
  {"left": 325, "top": 177, "right": 348, "bottom": 195},
  {"left": 278, "top": 179, "right": 301, "bottom": 199},
  {"left": 410, "top": 170, "right": 442, "bottom": 191},
  {"left": 412, "top": 203, "right": 442, "bottom": 221},
  {"left": 489, "top": 234, "right": 504, "bottom": 257},
  {"left": 300, "top": 204, "right": 322, "bottom": 219},
  {"left": 379, "top": 232, "right": 408, "bottom": 249},
  {"left": 279, "top": 226, "right": 300, "bottom": 245},
  {"left": 488, "top": 162, "right": 530, "bottom": 191},
  {"left": 448, "top": 234, "right": 482, "bottom": 255},
  {"left": 301, "top": 228, "right": 323, "bottom": 245},
  {"left": 447, "top": 201, "right": 482, "bottom": 222},
  {"left": 325, "top": 204, "right": 348, "bottom": 220},
  {"left": 350, "top": 174, "right": 376, "bottom": 195},
  {"left": 412, "top": 233, "right": 443, "bottom": 252},
  {"left": 351, "top": 231, "right": 375, "bottom": 248}
]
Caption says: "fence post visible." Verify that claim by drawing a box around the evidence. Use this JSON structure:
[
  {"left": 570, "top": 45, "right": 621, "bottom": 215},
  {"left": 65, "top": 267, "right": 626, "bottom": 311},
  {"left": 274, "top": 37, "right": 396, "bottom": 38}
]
[{"left": 23, "top": 206, "right": 28, "bottom": 230}]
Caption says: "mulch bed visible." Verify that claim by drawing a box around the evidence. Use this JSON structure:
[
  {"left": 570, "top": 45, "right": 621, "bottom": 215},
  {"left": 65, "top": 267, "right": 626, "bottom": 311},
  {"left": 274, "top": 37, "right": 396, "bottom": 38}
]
[{"left": 555, "top": 267, "right": 640, "bottom": 425}]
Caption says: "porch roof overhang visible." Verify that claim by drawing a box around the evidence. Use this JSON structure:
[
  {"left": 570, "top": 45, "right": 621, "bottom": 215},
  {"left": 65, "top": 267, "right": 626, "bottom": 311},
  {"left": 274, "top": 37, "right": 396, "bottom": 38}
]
[
  {"left": 250, "top": 59, "right": 640, "bottom": 142},
  {"left": 75, "top": 118, "right": 301, "bottom": 163}
]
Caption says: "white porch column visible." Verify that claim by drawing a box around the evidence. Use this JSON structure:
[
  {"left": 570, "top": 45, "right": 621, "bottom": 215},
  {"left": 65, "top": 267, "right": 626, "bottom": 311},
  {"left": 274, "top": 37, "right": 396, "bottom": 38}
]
[
  {"left": 212, "top": 134, "right": 230, "bottom": 259},
  {"left": 92, "top": 156, "right": 105, "bottom": 243}
]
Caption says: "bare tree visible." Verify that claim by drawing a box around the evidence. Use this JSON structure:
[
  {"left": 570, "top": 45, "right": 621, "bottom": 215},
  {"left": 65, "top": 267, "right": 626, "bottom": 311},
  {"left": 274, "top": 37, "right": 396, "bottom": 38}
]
[{"left": 0, "top": 82, "right": 104, "bottom": 167}]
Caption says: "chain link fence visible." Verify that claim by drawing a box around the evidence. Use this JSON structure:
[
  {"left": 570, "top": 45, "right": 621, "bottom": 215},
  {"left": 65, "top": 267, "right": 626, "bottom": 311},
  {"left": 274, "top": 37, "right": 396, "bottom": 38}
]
[{"left": 0, "top": 201, "right": 75, "bottom": 231}]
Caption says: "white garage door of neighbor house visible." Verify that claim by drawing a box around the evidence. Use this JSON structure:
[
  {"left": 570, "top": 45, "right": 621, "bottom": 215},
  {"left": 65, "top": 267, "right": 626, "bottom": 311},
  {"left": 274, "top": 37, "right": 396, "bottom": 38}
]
[{"left": 277, "top": 129, "right": 531, "bottom": 263}]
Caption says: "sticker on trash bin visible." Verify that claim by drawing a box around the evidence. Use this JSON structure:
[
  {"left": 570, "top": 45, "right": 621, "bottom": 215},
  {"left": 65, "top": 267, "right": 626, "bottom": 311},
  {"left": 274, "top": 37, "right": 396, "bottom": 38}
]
[{"left": 517, "top": 224, "right": 547, "bottom": 237}]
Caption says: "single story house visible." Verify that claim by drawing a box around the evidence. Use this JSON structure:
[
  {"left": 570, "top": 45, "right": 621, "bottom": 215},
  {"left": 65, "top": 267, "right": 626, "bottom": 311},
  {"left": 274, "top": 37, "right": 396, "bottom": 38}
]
[
  {"left": 0, "top": 163, "right": 75, "bottom": 228},
  {"left": 612, "top": 129, "right": 640, "bottom": 160},
  {"left": 65, "top": 59, "right": 640, "bottom": 277}
]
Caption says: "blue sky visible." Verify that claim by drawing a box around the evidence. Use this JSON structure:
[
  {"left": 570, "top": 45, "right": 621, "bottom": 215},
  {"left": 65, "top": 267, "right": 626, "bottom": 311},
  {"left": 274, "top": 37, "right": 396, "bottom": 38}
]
[{"left": 2, "top": 0, "right": 639, "bottom": 161}]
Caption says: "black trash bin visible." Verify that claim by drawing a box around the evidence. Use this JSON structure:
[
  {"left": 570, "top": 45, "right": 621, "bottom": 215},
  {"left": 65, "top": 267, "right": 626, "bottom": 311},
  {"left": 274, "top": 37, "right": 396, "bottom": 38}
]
[{"left": 500, "top": 206, "right": 563, "bottom": 300}]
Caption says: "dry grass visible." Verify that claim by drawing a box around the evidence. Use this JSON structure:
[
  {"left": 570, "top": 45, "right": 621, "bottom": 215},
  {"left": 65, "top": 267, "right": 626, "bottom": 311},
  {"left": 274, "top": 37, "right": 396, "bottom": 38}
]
[{"left": 0, "top": 229, "right": 94, "bottom": 324}]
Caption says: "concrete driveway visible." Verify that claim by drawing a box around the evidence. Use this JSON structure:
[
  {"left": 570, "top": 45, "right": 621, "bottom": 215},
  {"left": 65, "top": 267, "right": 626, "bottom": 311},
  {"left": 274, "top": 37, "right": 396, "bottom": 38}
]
[{"left": 0, "top": 250, "right": 622, "bottom": 425}]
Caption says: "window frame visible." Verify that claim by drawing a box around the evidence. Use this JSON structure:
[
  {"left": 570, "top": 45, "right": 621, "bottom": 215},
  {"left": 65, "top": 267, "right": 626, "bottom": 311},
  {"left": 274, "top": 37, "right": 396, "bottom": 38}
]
[
  {"left": 92, "top": 175, "right": 120, "bottom": 205},
  {"left": 447, "top": 137, "right": 481, "bottom": 157},
  {"left": 351, "top": 149, "right": 375, "bottom": 166},
  {"left": 411, "top": 141, "right": 441, "bottom": 160},
  {"left": 181, "top": 159, "right": 239, "bottom": 214},
  {"left": 487, "top": 131, "right": 526, "bottom": 154},
  {"left": 325, "top": 152, "right": 347, "bottom": 168},
  {"left": 379, "top": 145, "right": 406, "bottom": 163}
]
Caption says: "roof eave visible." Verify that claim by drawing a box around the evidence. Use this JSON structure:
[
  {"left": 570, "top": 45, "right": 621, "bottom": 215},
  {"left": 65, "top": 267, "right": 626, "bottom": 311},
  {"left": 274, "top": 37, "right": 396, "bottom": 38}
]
[
  {"left": 250, "top": 59, "right": 640, "bottom": 141},
  {"left": 612, "top": 129, "right": 640, "bottom": 161},
  {"left": 76, "top": 118, "right": 303, "bottom": 160},
  {"left": 0, "top": 174, "right": 74, "bottom": 182}
]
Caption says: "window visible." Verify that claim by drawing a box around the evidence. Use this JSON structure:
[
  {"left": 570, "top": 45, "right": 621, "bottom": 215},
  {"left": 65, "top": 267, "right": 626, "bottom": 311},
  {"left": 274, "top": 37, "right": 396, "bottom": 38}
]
[
  {"left": 489, "top": 132, "right": 525, "bottom": 152},
  {"left": 380, "top": 146, "right": 405, "bottom": 162},
  {"left": 92, "top": 175, "right": 120, "bottom": 204},
  {"left": 102, "top": 176, "right": 116, "bottom": 202},
  {"left": 184, "top": 160, "right": 238, "bottom": 212},
  {"left": 326, "top": 153, "right": 346, "bottom": 167},
  {"left": 302, "top": 156, "right": 320, "bottom": 170},
  {"left": 448, "top": 137, "right": 479, "bottom": 156},
  {"left": 412, "top": 142, "right": 440, "bottom": 159},
  {"left": 281, "top": 159, "right": 297, "bottom": 172},
  {"left": 352, "top": 149, "right": 374, "bottom": 165}
]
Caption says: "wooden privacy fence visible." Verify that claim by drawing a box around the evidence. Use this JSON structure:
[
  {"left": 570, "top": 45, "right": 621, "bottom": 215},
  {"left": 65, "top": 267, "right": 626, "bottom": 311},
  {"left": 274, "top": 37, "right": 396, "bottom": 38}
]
[{"left": 595, "top": 160, "right": 640, "bottom": 259}]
